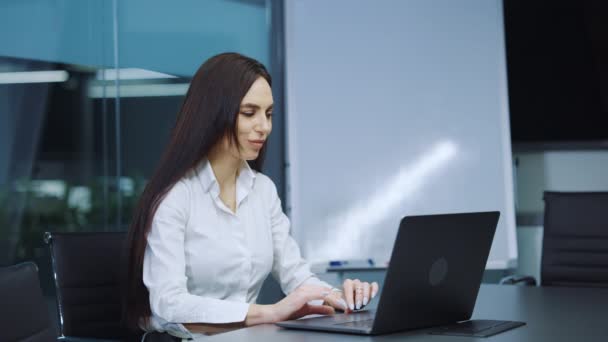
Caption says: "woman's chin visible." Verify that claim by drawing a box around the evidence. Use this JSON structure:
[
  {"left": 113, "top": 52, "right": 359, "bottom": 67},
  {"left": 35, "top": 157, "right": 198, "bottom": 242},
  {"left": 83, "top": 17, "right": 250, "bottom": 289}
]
[{"left": 243, "top": 151, "right": 260, "bottom": 161}]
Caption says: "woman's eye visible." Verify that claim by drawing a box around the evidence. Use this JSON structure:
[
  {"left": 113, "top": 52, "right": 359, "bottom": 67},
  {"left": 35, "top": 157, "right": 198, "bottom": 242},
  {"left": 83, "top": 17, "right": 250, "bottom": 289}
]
[
  {"left": 241, "top": 112, "right": 255, "bottom": 116},
  {"left": 266, "top": 112, "right": 273, "bottom": 118}
]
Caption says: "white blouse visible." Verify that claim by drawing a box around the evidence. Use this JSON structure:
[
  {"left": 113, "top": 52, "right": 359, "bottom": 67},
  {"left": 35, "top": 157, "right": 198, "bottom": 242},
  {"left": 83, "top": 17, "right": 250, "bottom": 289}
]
[{"left": 142, "top": 159, "right": 331, "bottom": 338}]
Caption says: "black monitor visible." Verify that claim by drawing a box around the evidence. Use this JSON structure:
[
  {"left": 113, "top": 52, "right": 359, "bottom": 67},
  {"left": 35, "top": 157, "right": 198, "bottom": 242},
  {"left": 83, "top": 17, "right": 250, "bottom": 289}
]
[{"left": 504, "top": 0, "right": 608, "bottom": 150}]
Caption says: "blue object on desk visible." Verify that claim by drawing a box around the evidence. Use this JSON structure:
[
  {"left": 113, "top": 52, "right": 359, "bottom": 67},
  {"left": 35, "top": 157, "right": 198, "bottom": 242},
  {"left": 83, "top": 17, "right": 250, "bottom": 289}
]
[{"left": 328, "top": 259, "right": 375, "bottom": 267}]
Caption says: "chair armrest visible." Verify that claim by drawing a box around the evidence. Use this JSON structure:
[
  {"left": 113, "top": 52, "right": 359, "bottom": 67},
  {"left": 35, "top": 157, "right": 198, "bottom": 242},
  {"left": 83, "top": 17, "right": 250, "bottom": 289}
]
[{"left": 499, "top": 274, "right": 537, "bottom": 286}]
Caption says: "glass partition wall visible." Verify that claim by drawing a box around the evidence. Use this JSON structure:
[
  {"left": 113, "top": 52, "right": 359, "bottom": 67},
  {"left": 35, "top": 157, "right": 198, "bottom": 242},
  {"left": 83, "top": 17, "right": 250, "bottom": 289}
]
[{"left": 0, "top": 0, "right": 275, "bottom": 295}]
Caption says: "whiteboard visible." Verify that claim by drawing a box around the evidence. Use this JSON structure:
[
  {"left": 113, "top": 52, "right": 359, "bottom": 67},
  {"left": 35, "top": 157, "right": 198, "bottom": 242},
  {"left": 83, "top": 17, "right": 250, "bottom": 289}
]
[{"left": 284, "top": 0, "right": 517, "bottom": 269}]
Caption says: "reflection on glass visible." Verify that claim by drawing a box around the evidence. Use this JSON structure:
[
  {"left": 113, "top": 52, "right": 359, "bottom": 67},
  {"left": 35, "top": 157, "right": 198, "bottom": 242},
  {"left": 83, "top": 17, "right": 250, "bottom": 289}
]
[
  {"left": 0, "top": 70, "right": 69, "bottom": 84},
  {"left": 0, "top": 56, "right": 188, "bottom": 272},
  {"left": 0, "top": 0, "right": 274, "bottom": 303},
  {"left": 90, "top": 68, "right": 189, "bottom": 98}
]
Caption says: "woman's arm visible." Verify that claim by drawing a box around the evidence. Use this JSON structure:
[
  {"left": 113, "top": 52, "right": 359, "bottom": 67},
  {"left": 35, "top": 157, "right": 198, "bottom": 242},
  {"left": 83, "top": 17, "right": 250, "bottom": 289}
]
[
  {"left": 145, "top": 181, "right": 334, "bottom": 337},
  {"left": 184, "top": 287, "right": 335, "bottom": 335},
  {"left": 144, "top": 182, "right": 250, "bottom": 325},
  {"left": 262, "top": 177, "right": 378, "bottom": 313},
  {"left": 265, "top": 178, "right": 333, "bottom": 294},
  {"left": 183, "top": 304, "right": 271, "bottom": 335}
]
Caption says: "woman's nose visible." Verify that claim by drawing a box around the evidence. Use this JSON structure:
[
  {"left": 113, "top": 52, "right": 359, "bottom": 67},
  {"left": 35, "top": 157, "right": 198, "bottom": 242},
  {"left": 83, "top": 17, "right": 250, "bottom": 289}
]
[{"left": 256, "top": 116, "right": 271, "bottom": 133}]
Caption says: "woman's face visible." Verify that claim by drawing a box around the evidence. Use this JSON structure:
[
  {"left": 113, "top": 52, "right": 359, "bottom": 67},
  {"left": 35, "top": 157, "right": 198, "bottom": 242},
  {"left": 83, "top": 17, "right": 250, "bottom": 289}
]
[{"left": 230, "top": 77, "right": 274, "bottom": 161}]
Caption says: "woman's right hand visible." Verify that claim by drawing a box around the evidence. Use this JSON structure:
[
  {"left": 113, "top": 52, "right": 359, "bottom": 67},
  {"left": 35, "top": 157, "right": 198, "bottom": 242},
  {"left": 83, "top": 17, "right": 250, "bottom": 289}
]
[
  {"left": 246, "top": 285, "right": 335, "bottom": 325},
  {"left": 271, "top": 285, "right": 336, "bottom": 322}
]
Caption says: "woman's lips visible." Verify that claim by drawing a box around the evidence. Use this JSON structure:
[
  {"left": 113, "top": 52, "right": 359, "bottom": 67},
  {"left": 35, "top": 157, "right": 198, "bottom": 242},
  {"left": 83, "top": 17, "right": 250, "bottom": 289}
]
[{"left": 249, "top": 140, "right": 265, "bottom": 148}]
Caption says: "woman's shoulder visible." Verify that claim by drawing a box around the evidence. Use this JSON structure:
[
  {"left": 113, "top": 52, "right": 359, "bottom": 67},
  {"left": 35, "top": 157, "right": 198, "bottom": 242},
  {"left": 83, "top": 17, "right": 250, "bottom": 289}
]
[
  {"left": 160, "top": 177, "right": 193, "bottom": 208},
  {"left": 253, "top": 172, "right": 279, "bottom": 196}
]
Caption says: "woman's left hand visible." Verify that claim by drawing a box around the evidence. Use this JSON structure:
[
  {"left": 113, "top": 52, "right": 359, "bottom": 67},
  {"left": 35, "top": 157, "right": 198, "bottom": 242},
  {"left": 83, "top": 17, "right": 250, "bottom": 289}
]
[{"left": 323, "top": 279, "right": 379, "bottom": 313}]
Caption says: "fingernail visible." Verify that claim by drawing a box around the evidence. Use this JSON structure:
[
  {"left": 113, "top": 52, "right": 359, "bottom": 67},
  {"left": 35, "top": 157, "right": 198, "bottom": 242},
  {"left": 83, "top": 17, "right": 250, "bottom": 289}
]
[
  {"left": 338, "top": 299, "right": 347, "bottom": 310},
  {"left": 356, "top": 301, "right": 362, "bottom": 310},
  {"left": 363, "top": 297, "right": 368, "bottom": 306},
  {"left": 371, "top": 291, "right": 377, "bottom": 298},
  {"left": 349, "top": 303, "right": 354, "bottom": 311}
]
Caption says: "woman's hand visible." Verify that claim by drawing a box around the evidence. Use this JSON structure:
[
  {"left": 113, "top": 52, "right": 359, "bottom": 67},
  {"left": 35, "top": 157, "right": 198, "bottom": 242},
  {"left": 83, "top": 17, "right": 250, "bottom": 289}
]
[
  {"left": 272, "top": 284, "right": 336, "bottom": 321},
  {"left": 324, "top": 279, "right": 379, "bottom": 312},
  {"left": 246, "top": 284, "right": 335, "bottom": 326}
]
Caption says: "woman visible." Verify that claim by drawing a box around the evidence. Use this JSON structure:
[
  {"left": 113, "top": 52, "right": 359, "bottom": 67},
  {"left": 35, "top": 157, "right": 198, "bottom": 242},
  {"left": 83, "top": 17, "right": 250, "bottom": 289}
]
[{"left": 125, "top": 52, "right": 378, "bottom": 339}]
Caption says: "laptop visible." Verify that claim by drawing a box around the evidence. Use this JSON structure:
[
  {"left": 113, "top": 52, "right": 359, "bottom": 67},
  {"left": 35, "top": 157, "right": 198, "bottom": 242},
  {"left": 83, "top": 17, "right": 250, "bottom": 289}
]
[{"left": 277, "top": 211, "right": 523, "bottom": 336}]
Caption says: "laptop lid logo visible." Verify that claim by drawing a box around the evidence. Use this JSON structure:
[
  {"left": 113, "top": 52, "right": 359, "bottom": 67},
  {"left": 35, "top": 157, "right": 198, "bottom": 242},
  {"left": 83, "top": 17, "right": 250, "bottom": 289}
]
[{"left": 429, "top": 257, "right": 448, "bottom": 286}]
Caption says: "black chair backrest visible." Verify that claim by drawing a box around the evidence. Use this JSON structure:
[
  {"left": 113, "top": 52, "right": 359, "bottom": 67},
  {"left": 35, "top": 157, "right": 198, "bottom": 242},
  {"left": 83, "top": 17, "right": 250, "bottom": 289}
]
[
  {"left": 542, "top": 191, "right": 608, "bottom": 287},
  {"left": 45, "top": 231, "right": 131, "bottom": 339},
  {"left": 0, "top": 262, "right": 56, "bottom": 342}
]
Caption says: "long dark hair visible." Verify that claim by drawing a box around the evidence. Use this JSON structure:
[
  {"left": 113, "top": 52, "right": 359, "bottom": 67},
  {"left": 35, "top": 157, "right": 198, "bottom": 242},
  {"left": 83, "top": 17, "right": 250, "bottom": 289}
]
[{"left": 124, "top": 52, "right": 272, "bottom": 330}]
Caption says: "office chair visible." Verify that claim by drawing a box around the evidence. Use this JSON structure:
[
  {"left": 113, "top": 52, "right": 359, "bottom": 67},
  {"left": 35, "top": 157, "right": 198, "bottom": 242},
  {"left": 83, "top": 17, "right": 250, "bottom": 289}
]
[
  {"left": 0, "top": 261, "right": 56, "bottom": 342},
  {"left": 502, "top": 191, "right": 608, "bottom": 287},
  {"left": 541, "top": 191, "right": 608, "bottom": 287},
  {"left": 44, "top": 231, "right": 139, "bottom": 341}
]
